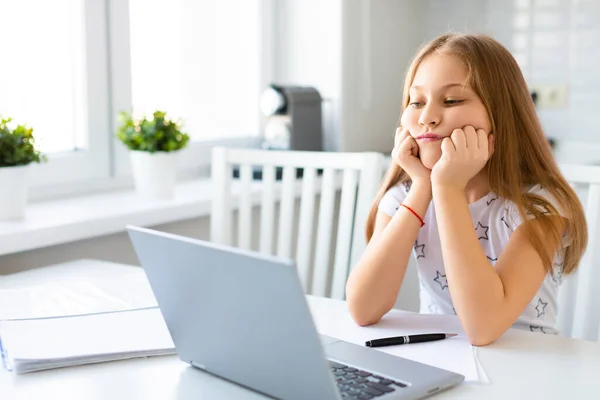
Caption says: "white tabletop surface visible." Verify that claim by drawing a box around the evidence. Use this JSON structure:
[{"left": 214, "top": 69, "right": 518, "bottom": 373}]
[{"left": 1, "top": 259, "right": 600, "bottom": 399}]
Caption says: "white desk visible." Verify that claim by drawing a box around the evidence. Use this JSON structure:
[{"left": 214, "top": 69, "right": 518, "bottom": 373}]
[{"left": 1, "top": 259, "right": 600, "bottom": 400}]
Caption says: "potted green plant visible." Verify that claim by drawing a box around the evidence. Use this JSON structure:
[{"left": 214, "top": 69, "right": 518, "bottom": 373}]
[
  {"left": 0, "top": 116, "right": 46, "bottom": 219},
  {"left": 116, "top": 110, "right": 190, "bottom": 199}
]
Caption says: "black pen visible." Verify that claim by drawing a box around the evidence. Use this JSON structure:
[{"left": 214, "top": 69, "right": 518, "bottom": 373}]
[{"left": 365, "top": 333, "right": 457, "bottom": 348}]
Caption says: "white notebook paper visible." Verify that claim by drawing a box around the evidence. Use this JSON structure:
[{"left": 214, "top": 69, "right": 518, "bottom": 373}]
[
  {"left": 306, "top": 297, "right": 482, "bottom": 382},
  {"left": 0, "top": 308, "right": 175, "bottom": 374}
]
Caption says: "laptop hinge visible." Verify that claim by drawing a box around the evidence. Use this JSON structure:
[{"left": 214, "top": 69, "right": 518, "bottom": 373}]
[{"left": 191, "top": 360, "right": 207, "bottom": 370}]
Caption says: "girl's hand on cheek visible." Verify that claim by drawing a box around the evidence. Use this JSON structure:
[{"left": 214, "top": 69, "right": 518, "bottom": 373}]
[
  {"left": 391, "top": 127, "right": 431, "bottom": 185},
  {"left": 431, "top": 126, "right": 494, "bottom": 190}
]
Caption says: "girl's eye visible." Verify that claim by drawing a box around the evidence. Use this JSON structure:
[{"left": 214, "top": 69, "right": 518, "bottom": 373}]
[
  {"left": 409, "top": 102, "right": 423, "bottom": 108},
  {"left": 445, "top": 99, "right": 464, "bottom": 105}
]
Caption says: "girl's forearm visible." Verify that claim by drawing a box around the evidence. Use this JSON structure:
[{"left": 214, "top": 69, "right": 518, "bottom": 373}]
[
  {"left": 346, "top": 182, "right": 432, "bottom": 325},
  {"left": 432, "top": 186, "right": 505, "bottom": 340}
]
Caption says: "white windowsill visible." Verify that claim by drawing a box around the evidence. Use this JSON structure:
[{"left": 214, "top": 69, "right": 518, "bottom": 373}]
[
  {"left": 0, "top": 179, "right": 214, "bottom": 256},
  {"left": 0, "top": 176, "right": 333, "bottom": 257}
]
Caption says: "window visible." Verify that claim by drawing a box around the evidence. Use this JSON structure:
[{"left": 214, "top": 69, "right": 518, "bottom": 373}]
[
  {"left": 0, "top": 0, "right": 269, "bottom": 199},
  {"left": 112, "top": 0, "right": 267, "bottom": 178},
  {"left": 0, "top": 1, "right": 85, "bottom": 153},
  {"left": 128, "top": 0, "right": 261, "bottom": 141},
  {"left": 0, "top": 0, "right": 111, "bottom": 194}
]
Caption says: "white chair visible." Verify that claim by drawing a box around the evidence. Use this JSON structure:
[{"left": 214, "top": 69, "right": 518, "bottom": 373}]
[
  {"left": 210, "top": 147, "right": 384, "bottom": 300},
  {"left": 557, "top": 164, "right": 600, "bottom": 342}
]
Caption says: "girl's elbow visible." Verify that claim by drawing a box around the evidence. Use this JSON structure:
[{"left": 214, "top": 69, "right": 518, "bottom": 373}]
[
  {"left": 345, "top": 283, "right": 394, "bottom": 327},
  {"left": 351, "top": 312, "right": 381, "bottom": 327},
  {"left": 346, "top": 300, "right": 382, "bottom": 326},
  {"left": 465, "top": 328, "right": 500, "bottom": 346},
  {"left": 467, "top": 335, "right": 496, "bottom": 347},
  {"left": 346, "top": 296, "right": 386, "bottom": 326}
]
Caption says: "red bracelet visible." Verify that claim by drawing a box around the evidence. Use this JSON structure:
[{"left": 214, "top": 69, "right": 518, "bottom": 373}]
[{"left": 400, "top": 204, "right": 425, "bottom": 227}]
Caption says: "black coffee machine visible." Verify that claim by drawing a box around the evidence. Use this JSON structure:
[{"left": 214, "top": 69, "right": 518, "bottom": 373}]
[
  {"left": 233, "top": 84, "right": 324, "bottom": 180},
  {"left": 259, "top": 84, "right": 323, "bottom": 152}
]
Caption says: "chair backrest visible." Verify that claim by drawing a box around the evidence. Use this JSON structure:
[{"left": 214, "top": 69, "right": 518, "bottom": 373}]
[
  {"left": 557, "top": 164, "right": 600, "bottom": 341},
  {"left": 210, "top": 147, "right": 385, "bottom": 300}
]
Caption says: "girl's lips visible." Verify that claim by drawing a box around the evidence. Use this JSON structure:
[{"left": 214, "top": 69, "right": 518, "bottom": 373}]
[{"left": 416, "top": 133, "right": 444, "bottom": 142}]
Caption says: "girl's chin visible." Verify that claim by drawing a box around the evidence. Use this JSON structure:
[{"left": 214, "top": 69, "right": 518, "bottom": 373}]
[{"left": 419, "top": 152, "right": 442, "bottom": 170}]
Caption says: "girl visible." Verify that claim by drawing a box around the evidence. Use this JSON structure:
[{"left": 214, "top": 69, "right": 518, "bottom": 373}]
[{"left": 345, "top": 33, "right": 587, "bottom": 346}]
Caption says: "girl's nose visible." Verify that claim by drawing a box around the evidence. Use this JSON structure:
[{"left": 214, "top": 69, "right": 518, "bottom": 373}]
[{"left": 418, "top": 105, "right": 441, "bottom": 127}]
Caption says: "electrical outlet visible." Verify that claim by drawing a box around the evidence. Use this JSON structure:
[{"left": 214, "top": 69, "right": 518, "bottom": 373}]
[{"left": 530, "top": 84, "right": 568, "bottom": 109}]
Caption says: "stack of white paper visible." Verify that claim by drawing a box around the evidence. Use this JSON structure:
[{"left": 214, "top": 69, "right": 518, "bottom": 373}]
[
  {"left": 0, "top": 281, "right": 157, "bottom": 321},
  {"left": 0, "top": 308, "right": 176, "bottom": 374}
]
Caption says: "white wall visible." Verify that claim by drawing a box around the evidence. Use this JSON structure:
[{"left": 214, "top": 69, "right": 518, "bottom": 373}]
[
  {"left": 339, "top": 0, "right": 425, "bottom": 153},
  {"left": 273, "top": 0, "right": 600, "bottom": 159},
  {"left": 273, "top": 0, "right": 342, "bottom": 152},
  {"left": 273, "top": 0, "right": 425, "bottom": 154}
]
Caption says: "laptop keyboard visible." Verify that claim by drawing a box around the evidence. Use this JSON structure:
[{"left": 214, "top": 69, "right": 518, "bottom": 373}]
[{"left": 330, "top": 360, "right": 407, "bottom": 399}]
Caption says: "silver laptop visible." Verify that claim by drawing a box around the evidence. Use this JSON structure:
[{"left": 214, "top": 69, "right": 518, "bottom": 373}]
[{"left": 127, "top": 226, "right": 464, "bottom": 400}]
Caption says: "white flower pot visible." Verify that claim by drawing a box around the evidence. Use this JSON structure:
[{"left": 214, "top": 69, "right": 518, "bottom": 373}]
[
  {"left": 0, "top": 164, "right": 29, "bottom": 220},
  {"left": 130, "top": 151, "right": 178, "bottom": 199}
]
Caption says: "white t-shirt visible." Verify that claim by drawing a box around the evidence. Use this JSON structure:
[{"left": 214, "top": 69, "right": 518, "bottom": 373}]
[{"left": 378, "top": 182, "right": 567, "bottom": 335}]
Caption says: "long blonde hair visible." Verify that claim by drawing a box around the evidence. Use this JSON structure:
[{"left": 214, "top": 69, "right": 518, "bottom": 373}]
[{"left": 366, "top": 33, "right": 587, "bottom": 275}]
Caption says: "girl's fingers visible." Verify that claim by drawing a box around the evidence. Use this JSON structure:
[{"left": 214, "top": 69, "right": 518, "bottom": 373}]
[
  {"left": 462, "top": 126, "right": 478, "bottom": 148},
  {"left": 394, "top": 127, "right": 409, "bottom": 149},
  {"left": 441, "top": 137, "right": 455, "bottom": 154},
  {"left": 404, "top": 135, "right": 419, "bottom": 157},
  {"left": 450, "top": 129, "right": 466, "bottom": 151},
  {"left": 488, "top": 133, "right": 495, "bottom": 156},
  {"left": 476, "top": 128, "right": 488, "bottom": 151}
]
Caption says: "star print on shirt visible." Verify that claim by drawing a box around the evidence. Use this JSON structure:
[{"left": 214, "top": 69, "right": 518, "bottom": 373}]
[
  {"left": 530, "top": 325, "right": 547, "bottom": 334},
  {"left": 500, "top": 216, "right": 510, "bottom": 229},
  {"left": 486, "top": 255, "right": 498, "bottom": 263},
  {"left": 552, "top": 271, "right": 563, "bottom": 285},
  {"left": 414, "top": 241, "right": 425, "bottom": 259},
  {"left": 428, "top": 303, "right": 436, "bottom": 313},
  {"left": 535, "top": 298, "right": 548, "bottom": 317},
  {"left": 403, "top": 181, "right": 412, "bottom": 193},
  {"left": 475, "top": 222, "right": 489, "bottom": 240},
  {"left": 433, "top": 270, "right": 448, "bottom": 290},
  {"left": 486, "top": 196, "right": 498, "bottom": 206},
  {"left": 552, "top": 265, "right": 564, "bottom": 284}
]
